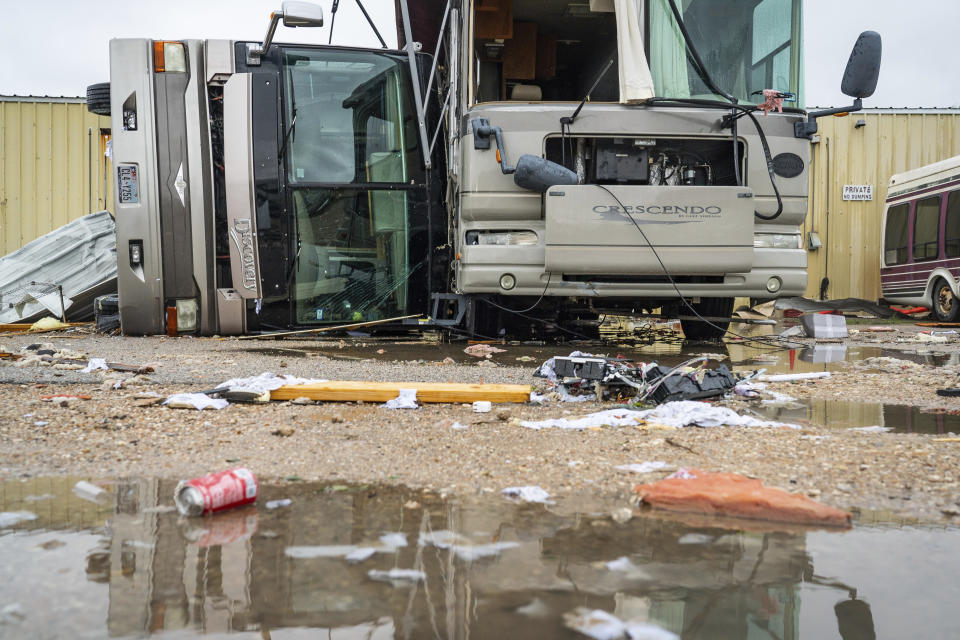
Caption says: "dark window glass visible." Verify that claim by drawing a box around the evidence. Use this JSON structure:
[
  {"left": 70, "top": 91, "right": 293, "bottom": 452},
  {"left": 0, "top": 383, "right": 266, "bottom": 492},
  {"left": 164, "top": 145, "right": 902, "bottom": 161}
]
[
  {"left": 945, "top": 191, "right": 960, "bottom": 258},
  {"left": 913, "top": 196, "right": 941, "bottom": 262},
  {"left": 282, "top": 49, "right": 422, "bottom": 185},
  {"left": 884, "top": 203, "right": 909, "bottom": 265}
]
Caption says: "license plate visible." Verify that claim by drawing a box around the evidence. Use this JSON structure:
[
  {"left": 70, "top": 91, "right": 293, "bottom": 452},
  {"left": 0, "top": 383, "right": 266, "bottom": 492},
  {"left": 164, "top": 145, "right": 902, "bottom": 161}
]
[{"left": 117, "top": 164, "right": 140, "bottom": 204}]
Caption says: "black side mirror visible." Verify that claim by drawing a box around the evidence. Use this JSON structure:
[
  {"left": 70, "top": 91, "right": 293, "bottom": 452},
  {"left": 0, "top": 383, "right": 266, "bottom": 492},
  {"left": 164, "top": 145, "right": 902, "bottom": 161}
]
[
  {"left": 514, "top": 155, "right": 579, "bottom": 193},
  {"left": 795, "top": 31, "right": 882, "bottom": 138},
  {"left": 841, "top": 31, "right": 882, "bottom": 99}
]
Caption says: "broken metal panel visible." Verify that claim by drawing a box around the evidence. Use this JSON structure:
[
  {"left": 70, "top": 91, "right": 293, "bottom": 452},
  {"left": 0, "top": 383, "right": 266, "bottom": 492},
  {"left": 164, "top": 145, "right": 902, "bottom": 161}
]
[{"left": 0, "top": 210, "right": 117, "bottom": 323}]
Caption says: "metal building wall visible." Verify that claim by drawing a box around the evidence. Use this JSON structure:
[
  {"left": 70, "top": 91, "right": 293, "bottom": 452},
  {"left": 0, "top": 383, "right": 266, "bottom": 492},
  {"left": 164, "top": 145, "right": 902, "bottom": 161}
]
[
  {"left": 0, "top": 96, "right": 113, "bottom": 255},
  {"left": 804, "top": 109, "right": 960, "bottom": 301}
]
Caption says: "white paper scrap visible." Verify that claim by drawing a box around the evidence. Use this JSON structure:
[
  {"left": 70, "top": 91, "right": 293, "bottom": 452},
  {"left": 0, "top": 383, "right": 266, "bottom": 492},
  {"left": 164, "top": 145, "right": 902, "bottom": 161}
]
[
  {"left": 81, "top": 358, "right": 108, "bottom": 373},
  {"left": 616, "top": 461, "right": 671, "bottom": 474},
  {"left": 265, "top": 499, "right": 292, "bottom": 509},
  {"left": 218, "top": 372, "right": 327, "bottom": 395},
  {"left": 383, "top": 388, "right": 418, "bottom": 409},
  {"left": 163, "top": 393, "right": 229, "bottom": 411},
  {"left": 848, "top": 425, "right": 891, "bottom": 433},
  {"left": 502, "top": 486, "right": 554, "bottom": 504}
]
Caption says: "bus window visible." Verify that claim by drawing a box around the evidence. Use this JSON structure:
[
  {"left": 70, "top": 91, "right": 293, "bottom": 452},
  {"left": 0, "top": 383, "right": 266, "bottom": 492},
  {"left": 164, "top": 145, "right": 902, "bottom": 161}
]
[
  {"left": 913, "top": 196, "right": 941, "bottom": 262},
  {"left": 946, "top": 190, "right": 960, "bottom": 258},
  {"left": 884, "top": 203, "right": 909, "bottom": 265}
]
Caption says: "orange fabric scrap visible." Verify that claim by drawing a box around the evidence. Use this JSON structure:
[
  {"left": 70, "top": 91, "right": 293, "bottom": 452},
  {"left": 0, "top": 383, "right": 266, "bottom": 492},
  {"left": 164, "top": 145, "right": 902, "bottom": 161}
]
[{"left": 634, "top": 468, "right": 851, "bottom": 528}]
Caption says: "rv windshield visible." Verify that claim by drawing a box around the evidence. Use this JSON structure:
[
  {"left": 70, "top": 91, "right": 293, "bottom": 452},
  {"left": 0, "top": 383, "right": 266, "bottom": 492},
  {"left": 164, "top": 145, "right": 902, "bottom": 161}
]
[
  {"left": 282, "top": 48, "right": 422, "bottom": 185},
  {"left": 648, "top": 0, "right": 803, "bottom": 106}
]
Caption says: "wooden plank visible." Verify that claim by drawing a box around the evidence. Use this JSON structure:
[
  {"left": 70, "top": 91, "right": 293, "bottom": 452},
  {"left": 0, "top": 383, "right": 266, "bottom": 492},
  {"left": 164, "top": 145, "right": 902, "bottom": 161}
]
[
  {"left": 271, "top": 380, "right": 532, "bottom": 404},
  {"left": 0, "top": 322, "right": 89, "bottom": 332},
  {"left": 502, "top": 22, "right": 537, "bottom": 80}
]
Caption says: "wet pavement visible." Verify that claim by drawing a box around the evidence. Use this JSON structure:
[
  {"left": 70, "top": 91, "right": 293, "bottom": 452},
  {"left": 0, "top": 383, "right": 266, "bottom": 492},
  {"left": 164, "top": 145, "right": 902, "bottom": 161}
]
[{"left": 2, "top": 476, "right": 959, "bottom": 639}]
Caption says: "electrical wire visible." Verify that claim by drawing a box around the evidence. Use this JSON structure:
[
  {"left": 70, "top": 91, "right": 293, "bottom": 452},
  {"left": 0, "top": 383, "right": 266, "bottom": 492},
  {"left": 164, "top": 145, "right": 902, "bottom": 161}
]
[{"left": 593, "top": 183, "right": 804, "bottom": 352}]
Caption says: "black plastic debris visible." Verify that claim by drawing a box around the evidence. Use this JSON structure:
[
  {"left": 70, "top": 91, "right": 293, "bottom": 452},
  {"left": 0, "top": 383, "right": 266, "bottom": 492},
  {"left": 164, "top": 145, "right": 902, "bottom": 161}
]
[{"left": 537, "top": 353, "right": 738, "bottom": 404}]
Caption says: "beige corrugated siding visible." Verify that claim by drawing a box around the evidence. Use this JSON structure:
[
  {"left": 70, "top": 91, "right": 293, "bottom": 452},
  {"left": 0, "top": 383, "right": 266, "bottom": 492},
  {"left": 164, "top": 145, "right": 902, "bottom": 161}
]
[
  {"left": 0, "top": 98, "right": 113, "bottom": 255},
  {"left": 804, "top": 111, "right": 960, "bottom": 301}
]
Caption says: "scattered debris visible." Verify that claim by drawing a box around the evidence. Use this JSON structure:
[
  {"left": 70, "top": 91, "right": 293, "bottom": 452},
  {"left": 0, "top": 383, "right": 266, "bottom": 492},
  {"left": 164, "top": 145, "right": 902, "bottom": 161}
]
[
  {"left": 502, "top": 486, "right": 554, "bottom": 504},
  {"left": 847, "top": 426, "right": 891, "bottom": 433},
  {"left": 521, "top": 402, "right": 799, "bottom": 431},
  {"left": 757, "top": 372, "right": 830, "bottom": 382},
  {"left": 289, "top": 396, "right": 314, "bottom": 405},
  {"left": 265, "top": 498, "right": 292, "bottom": 509},
  {"left": 634, "top": 468, "right": 851, "bottom": 527},
  {"left": 464, "top": 344, "right": 506, "bottom": 357},
  {"left": 271, "top": 427, "right": 295, "bottom": 437}
]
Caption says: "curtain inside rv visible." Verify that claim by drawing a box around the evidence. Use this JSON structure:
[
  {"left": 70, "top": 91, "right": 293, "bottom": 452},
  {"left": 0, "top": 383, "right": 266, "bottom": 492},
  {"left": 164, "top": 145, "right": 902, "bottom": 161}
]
[
  {"left": 649, "top": 0, "right": 690, "bottom": 98},
  {"left": 614, "top": 0, "right": 655, "bottom": 102}
]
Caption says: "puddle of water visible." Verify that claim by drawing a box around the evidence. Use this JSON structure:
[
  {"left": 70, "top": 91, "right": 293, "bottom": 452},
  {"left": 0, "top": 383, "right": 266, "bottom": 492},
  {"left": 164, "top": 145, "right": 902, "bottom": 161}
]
[
  {"left": 757, "top": 399, "right": 960, "bottom": 434},
  {"left": 2, "top": 477, "right": 959, "bottom": 639}
]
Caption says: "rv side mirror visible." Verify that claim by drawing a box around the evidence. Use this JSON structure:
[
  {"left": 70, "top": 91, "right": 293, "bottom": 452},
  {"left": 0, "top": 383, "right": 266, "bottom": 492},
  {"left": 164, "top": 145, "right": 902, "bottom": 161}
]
[
  {"left": 249, "top": 1, "right": 325, "bottom": 65},
  {"left": 281, "top": 0, "right": 324, "bottom": 27},
  {"left": 840, "top": 31, "right": 881, "bottom": 99},
  {"left": 514, "top": 155, "right": 579, "bottom": 193},
  {"left": 795, "top": 31, "right": 882, "bottom": 139}
]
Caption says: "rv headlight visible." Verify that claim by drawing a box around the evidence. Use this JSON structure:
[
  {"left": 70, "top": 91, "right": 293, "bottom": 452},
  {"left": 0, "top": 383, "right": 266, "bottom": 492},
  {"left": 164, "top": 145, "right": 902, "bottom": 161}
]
[
  {"left": 175, "top": 299, "right": 199, "bottom": 332},
  {"left": 465, "top": 230, "right": 538, "bottom": 246},
  {"left": 754, "top": 233, "right": 802, "bottom": 249}
]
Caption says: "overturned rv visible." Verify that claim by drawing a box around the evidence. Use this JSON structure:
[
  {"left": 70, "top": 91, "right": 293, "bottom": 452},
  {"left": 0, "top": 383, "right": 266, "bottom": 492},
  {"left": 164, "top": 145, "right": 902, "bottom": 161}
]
[{"left": 92, "top": 0, "right": 881, "bottom": 338}]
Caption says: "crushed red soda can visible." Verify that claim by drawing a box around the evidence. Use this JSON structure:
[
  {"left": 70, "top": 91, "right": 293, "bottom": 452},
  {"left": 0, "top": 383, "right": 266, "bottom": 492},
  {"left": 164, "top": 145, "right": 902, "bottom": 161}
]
[{"left": 174, "top": 468, "right": 258, "bottom": 516}]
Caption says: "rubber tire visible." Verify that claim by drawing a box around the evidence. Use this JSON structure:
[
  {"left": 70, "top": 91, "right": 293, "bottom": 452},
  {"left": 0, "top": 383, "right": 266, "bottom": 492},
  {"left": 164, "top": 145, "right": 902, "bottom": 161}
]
[
  {"left": 931, "top": 278, "right": 960, "bottom": 322},
  {"left": 680, "top": 297, "right": 735, "bottom": 341},
  {"left": 86, "top": 83, "right": 111, "bottom": 116}
]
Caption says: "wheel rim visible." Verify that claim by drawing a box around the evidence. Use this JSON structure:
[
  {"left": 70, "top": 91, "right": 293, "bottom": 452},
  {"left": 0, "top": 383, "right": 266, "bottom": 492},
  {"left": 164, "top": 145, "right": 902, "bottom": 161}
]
[{"left": 938, "top": 285, "right": 954, "bottom": 316}]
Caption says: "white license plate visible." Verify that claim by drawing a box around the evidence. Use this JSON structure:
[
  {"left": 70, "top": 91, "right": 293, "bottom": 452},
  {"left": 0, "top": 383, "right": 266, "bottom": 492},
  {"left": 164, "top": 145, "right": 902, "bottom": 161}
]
[{"left": 118, "top": 164, "right": 140, "bottom": 204}]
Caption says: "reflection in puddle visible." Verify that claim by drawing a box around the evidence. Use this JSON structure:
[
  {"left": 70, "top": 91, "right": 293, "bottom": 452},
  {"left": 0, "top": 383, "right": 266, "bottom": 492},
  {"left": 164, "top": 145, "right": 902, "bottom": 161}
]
[
  {"left": 1, "top": 477, "right": 959, "bottom": 638},
  {"left": 759, "top": 399, "right": 960, "bottom": 434}
]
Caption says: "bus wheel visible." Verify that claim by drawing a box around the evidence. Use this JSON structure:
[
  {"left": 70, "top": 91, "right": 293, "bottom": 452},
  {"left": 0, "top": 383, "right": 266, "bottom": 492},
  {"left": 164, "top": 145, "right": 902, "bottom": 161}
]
[
  {"left": 679, "top": 297, "right": 734, "bottom": 341},
  {"left": 932, "top": 279, "right": 960, "bottom": 322},
  {"left": 86, "top": 83, "right": 111, "bottom": 116}
]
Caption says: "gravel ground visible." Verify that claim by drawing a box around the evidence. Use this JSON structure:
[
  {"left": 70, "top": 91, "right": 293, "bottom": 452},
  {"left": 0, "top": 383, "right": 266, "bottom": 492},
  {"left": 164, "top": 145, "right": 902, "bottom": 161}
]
[{"left": 2, "top": 326, "right": 960, "bottom": 524}]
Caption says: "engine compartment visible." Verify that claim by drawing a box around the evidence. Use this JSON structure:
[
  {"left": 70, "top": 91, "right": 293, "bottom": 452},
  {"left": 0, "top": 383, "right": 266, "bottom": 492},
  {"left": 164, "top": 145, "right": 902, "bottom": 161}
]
[{"left": 544, "top": 136, "right": 745, "bottom": 187}]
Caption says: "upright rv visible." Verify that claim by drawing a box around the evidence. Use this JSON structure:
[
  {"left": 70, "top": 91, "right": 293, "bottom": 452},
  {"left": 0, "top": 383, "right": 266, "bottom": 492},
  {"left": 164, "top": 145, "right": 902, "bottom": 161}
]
[
  {"left": 881, "top": 155, "right": 960, "bottom": 321},
  {"left": 91, "top": 0, "right": 881, "bottom": 338}
]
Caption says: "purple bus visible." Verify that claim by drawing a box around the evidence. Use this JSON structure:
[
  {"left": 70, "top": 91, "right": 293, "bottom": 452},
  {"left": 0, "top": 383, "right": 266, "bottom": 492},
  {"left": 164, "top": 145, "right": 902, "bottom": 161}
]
[{"left": 881, "top": 155, "right": 960, "bottom": 320}]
